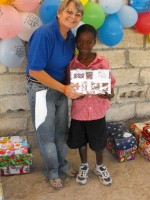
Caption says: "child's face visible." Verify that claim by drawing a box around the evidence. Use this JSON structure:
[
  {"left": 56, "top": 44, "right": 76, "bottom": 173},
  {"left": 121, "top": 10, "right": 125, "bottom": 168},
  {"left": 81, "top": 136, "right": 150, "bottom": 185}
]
[{"left": 76, "top": 32, "right": 96, "bottom": 55}]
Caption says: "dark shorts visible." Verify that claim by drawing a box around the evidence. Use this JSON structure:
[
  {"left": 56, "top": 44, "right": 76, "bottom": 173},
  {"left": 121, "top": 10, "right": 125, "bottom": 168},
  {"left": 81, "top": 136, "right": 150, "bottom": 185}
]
[{"left": 67, "top": 117, "right": 107, "bottom": 152}]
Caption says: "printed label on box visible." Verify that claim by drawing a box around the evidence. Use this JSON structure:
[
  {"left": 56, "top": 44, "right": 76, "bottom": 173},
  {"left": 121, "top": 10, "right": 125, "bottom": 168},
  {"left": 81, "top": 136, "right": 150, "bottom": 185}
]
[{"left": 70, "top": 69, "right": 111, "bottom": 94}]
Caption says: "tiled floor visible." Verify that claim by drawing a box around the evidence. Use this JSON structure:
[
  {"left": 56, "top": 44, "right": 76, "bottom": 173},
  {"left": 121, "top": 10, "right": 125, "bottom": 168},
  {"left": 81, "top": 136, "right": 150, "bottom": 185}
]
[{"left": 1, "top": 146, "right": 150, "bottom": 200}]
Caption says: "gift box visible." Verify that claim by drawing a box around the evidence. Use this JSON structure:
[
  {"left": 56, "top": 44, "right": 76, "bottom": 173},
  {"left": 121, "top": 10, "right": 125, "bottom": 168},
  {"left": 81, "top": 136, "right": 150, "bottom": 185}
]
[
  {"left": 106, "top": 122, "right": 137, "bottom": 162},
  {"left": 70, "top": 69, "right": 111, "bottom": 94},
  {"left": 0, "top": 153, "right": 32, "bottom": 176},
  {"left": 0, "top": 165, "right": 31, "bottom": 176},
  {"left": 107, "top": 122, "right": 137, "bottom": 150},
  {"left": 0, "top": 135, "right": 28, "bottom": 156},
  {"left": 141, "top": 126, "right": 150, "bottom": 142},
  {"left": 138, "top": 137, "right": 150, "bottom": 161},
  {"left": 106, "top": 142, "right": 137, "bottom": 162},
  {"left": 129, "top": 120, "right": 150, "bottom": 142}
]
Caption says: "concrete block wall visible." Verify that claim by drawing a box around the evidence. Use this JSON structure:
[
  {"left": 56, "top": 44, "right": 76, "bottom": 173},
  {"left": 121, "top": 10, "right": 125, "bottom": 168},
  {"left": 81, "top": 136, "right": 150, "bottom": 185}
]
[{"left": 0, "top": 0, "right": 150, "bottom": 133}]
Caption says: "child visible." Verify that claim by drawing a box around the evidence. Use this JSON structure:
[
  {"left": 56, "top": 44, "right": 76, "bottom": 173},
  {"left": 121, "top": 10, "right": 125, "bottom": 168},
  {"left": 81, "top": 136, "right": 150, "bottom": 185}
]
[{"left": 67, "top": 24, "right": 116, "bottom": 186}]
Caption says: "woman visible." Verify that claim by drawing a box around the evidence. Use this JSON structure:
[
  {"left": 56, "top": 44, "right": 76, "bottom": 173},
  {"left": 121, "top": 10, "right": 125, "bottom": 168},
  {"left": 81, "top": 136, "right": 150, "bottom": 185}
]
[{"left": 26, "top": 0, "right": 84, "bottom": 189}]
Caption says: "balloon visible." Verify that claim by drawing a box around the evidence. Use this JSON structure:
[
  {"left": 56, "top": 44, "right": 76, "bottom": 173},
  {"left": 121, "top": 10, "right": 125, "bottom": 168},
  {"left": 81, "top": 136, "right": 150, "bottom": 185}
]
[
  {"left": 130, "top": 0, "right": 150, "bottom": 13},
  {"left": 71, "top": 21, "right": 85, "bottom": 36},
  {"left": 39, "top": 0, "right": 61, "bottom": 24},
  {"left": 135, "top": 12, "right": 150, "bottom": 34},
  {"left": 17, "top": 12, "right": 42, "bottom": 42},
  {"left": 117, "top": 5, "right": 138, "bottom": 28},
  {"left": 80, "top": 0, "right": 88, "bottom": 6},
  {"left": 0, "top": 0, "right": 15, "bottom": 5},
  {"left": 12, "top": 0, "right": 40, "bottom": 12},
  {"left": 0, "top": 37, "right": 25, "bottom": 67},
  {"left": 97, "top": 14, "right": 124, "bottom": 46},
  {"left": 82, "top": 2, "right": 105, "bottom": 29},
  {"left": 0, "top": 5, "right": 22, "bottom": 39},
  {"left": 100, "top": 0, "right": 122, "bottom": 14}
]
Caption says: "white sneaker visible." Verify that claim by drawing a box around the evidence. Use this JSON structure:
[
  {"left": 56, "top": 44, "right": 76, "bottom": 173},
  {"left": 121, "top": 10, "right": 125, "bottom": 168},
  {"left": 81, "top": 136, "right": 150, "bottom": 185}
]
[
  {"left": 94, "top": 165, "right": 112, "bottom": 186},
  {"left": 76, "top": 165, "right": 89, "bottom": 185}
]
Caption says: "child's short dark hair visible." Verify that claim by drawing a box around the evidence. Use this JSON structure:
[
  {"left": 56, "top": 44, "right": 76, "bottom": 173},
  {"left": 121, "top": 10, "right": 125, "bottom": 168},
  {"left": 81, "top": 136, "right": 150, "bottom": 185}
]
[{"left": 76, "top": 24, "right": 97, "bottom": 39}]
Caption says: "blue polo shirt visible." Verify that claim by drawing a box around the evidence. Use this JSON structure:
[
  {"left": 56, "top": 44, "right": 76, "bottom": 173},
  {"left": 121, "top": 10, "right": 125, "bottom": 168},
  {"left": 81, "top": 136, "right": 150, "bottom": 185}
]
[{"left": 26, "top": 17, "right": 75, "bottom": 82}]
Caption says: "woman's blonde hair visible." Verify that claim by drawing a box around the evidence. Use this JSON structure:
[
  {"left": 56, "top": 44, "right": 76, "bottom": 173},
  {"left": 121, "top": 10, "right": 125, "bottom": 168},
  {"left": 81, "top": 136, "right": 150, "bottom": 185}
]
[{"left": 57, "top": 0, "right": 84, "bottom": 15}]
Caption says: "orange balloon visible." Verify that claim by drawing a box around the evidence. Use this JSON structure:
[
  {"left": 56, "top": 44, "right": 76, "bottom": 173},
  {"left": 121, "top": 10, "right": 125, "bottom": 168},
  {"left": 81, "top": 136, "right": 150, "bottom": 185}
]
[{"left": 0, "top": 0, "right": 15, "bottom": 5}]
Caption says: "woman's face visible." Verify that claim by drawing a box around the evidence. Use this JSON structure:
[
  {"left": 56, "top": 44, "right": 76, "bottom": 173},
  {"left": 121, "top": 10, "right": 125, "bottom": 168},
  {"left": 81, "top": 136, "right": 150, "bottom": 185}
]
[{"left": 57, "top": 1, "right": 82, "bottom": 30}]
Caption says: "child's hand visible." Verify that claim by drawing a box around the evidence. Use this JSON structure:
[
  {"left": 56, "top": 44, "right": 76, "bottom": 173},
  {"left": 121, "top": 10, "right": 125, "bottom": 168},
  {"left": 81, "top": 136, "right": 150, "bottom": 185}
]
[
  {"left": 76, "top": 94, "right": 85, "bottom": 99},
  {"left": 97, "top": 88, "right": 114, "bottom": 100}
]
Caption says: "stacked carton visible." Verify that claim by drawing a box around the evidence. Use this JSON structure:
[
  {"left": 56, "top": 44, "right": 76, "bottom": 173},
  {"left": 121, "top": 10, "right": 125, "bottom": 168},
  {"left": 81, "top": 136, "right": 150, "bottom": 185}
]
[
  {"left": 106, "top": 122, "right": 137, "bottom": 162},
  {"left": 0, "top": 135, "right": 32, "bottom": 176},
  {"left": 130, "top": 120, "right": 150, "bottom": 161}
]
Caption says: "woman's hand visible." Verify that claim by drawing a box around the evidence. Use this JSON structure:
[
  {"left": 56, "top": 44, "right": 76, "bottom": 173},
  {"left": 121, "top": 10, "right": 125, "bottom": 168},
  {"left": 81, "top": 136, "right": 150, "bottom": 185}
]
[
  {"left": 65, "top": 84, "right": 84, "bottom": 99},
  {"left": 97, "top": 88, "right": 114, "bottom": 100}
]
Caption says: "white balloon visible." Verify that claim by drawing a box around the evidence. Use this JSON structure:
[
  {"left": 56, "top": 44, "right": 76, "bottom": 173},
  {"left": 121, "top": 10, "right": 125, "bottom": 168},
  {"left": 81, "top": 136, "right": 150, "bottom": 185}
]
[
  {"left": 117, "top": 5, "right": 138, "bottom": 28},
  {"left": 71, "top": 21, "right": 85, "bottom": 36},
  {"left": 17, "top": 12, "right": 43, "bottom": 42},
  {"left": 100, "top": 0, "right": 122, "bottom": 14},
  {"left": 0, "top": 37, "right": 25, "bottom": 67}
]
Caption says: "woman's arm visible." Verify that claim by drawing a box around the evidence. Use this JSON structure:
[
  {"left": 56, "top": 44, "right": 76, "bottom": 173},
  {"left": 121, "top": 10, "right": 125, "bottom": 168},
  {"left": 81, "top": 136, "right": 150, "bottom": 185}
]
[{"left": 29, "top": 69, "right": 82, "bottom": 99}]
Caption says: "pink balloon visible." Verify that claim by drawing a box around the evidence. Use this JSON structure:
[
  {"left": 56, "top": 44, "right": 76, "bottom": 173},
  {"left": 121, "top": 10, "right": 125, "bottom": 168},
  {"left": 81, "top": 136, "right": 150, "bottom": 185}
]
[
  {"left": 17, "top": 12, "right": 42, "bottom": 41},
  {"left": 0, "top": 5, "right": 22, "bottom": 39},
  {"left": 12, "top": 0, "right": 40, "bottom": 12}
]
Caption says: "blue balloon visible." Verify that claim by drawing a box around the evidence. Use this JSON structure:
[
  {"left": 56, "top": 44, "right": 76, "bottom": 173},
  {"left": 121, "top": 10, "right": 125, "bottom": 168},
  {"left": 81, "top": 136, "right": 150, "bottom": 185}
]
[
  {"left": 130, "top": 0, "right": 150, "bottom": 13},
  {"left": 97, "top": 14, "right": 124, "bottom": 47},
  {"left": 39, "top": 0, "right": 61, "bottom": 24}
]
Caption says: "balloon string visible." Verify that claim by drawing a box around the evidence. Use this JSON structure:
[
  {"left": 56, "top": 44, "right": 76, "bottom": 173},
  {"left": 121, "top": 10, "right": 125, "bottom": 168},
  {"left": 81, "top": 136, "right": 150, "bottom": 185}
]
[{"left": 147, "top": 34, "right": 150, "bottom": 42}]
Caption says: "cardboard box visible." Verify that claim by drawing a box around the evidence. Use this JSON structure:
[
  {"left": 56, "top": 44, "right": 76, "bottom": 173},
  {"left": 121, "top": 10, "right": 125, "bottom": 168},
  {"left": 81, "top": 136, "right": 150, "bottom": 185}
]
[
  {"left": 106, "top": 122, "right": 137, "bottom": 162},
  {"left": 0, "top": 165, "right": 31, "bottom": 176},
  {"left": 107, "top": 122, "right": 137, "bottom": 150},
  {"left": 70, "top": 69, "right": 111, "bottom": 94},
  {"left": 0, "top": 136, "right": 28, "bottom": 157},
  {"left": 0, "top": 154, "right": 32, "bottom": 176},
  {"left": 129, "top": 120, "right": 150, "bottom": 142},
  {"left": 106, "top": 143, "right": 137, "bottom": 162},
  {"left": 138, "top": 137, "right": 150, "bottom": 161}
]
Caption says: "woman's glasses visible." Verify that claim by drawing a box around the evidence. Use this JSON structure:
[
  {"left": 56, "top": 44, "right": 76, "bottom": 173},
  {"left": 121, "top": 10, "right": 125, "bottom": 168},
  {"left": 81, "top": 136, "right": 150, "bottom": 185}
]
[{"left": 65, "top": 9, "right": 82, "bottom": 18}]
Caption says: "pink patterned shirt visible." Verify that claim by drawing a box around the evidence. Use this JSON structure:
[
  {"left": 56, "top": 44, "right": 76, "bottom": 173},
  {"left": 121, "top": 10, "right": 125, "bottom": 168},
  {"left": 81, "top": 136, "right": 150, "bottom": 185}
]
[{"left": 68, "top": 53, "right": 116, "bottom": 121}]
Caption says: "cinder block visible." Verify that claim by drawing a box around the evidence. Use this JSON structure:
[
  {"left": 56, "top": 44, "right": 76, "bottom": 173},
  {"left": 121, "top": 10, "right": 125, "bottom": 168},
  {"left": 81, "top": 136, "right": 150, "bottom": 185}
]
[
  {"left": 106, "top": 104, "right": 135, "bottom": 121},
  {"left": 0, "top": 95, "right": 29, "bottom": 114}
]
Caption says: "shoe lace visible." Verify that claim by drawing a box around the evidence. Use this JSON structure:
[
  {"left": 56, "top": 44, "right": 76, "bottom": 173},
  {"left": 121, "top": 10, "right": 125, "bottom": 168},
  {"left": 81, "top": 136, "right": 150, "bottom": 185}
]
[
  {"left": 98, "top": 166, "right": 110, "bottom": 179},
  {"left": 78, "top": 165, "right": 88, "bottom": 177}
]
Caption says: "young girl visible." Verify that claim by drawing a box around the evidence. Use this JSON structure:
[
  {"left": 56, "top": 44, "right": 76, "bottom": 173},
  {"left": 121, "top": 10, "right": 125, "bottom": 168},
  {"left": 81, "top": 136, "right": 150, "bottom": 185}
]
[{"left": 67, "top": 24, "right": 116, "bottom": 186}]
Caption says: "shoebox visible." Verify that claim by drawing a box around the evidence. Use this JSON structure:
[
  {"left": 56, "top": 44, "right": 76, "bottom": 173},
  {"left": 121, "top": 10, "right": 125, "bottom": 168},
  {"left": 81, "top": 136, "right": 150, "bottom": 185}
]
[
  {"left": 106, "top": 122, "right": 137, "bottom": 162},
  {"left": 106, "top": 141, "right": 137, "bottom": 162},
  {"left": 129, "top": 120, "right": 150, "bottom": 143},
  {"left": 138, "top": 137, "right": 150, "bottom": 161},
  {"left": 0, "top": 135, "right": 28, "bottom": 157},
  {"left": 107, "top": 122, "right": 137, "bottom": 150},
  {"left": 0, "top": 153, "right": 32, "bottom": 176},
  {"left": 0, "top": 178, "right": 4, "bottom": 200}
]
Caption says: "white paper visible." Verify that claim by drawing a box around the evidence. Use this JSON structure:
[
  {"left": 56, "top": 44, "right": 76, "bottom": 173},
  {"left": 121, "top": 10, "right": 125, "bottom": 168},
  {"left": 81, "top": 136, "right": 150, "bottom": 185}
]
[
  {"left": 35, "top": 90, "right": 47, "bottom": 130},
  {"left": 70, "top": 69, "right": 111, "bottom": 94}
]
